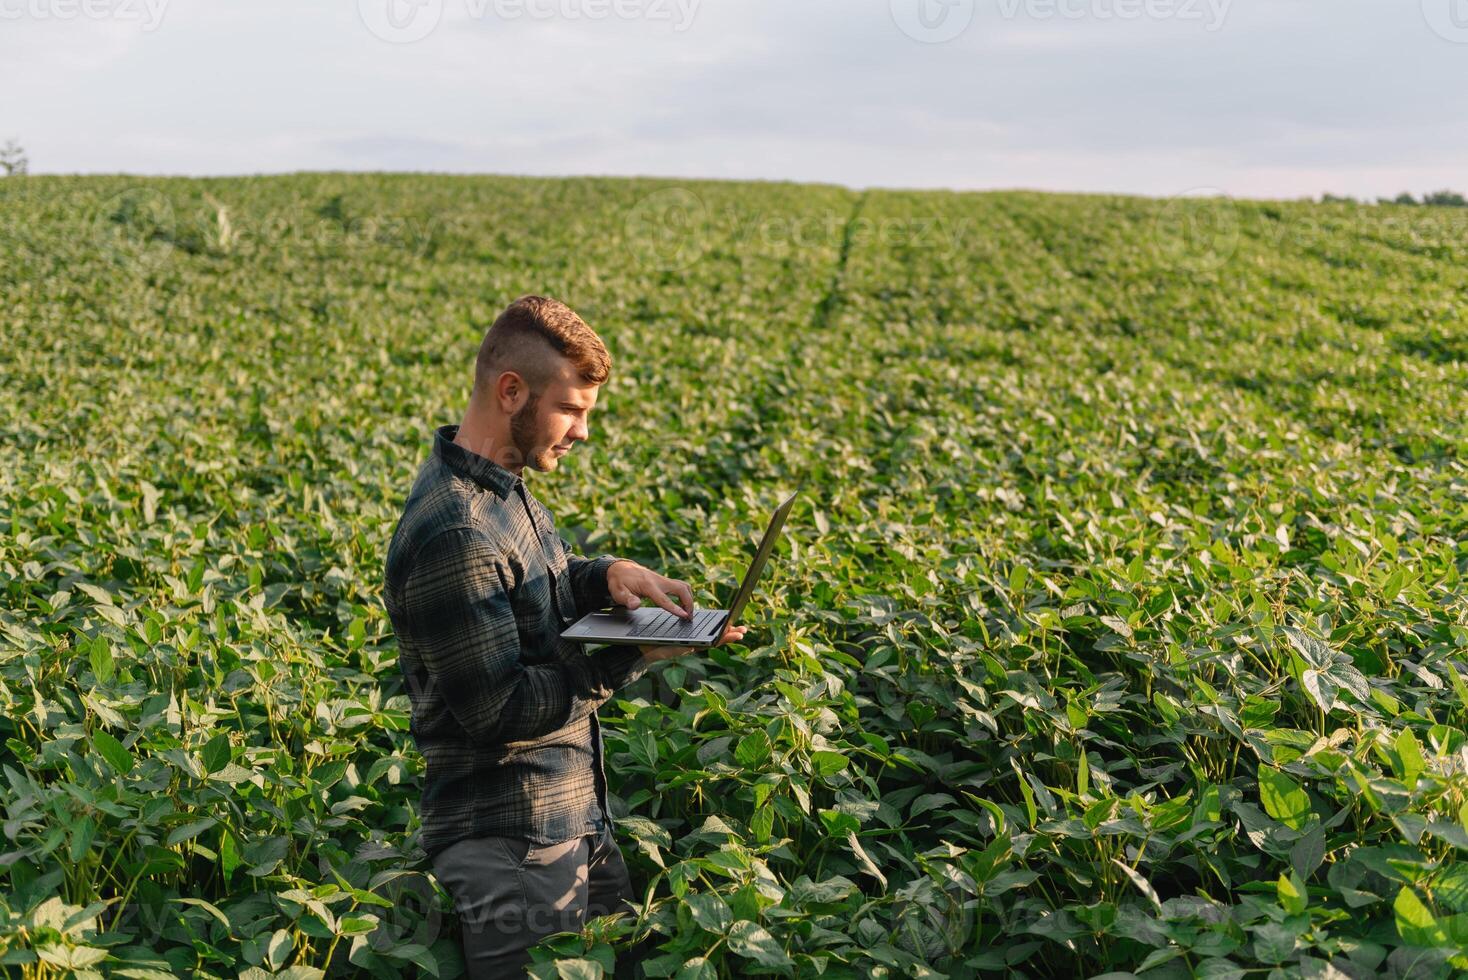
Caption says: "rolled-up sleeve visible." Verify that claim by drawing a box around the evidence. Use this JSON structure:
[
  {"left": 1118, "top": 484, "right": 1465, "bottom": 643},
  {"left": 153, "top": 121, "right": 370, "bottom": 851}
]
[{"left": 399, "top": 527, "right": 644, "bottom": 744}]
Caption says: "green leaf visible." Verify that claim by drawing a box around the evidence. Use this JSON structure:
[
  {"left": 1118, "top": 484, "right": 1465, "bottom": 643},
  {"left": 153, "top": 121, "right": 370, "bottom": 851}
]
[
  {"left": 1277, "top": 871, "right": 1307, "bottom": 916},
  {"left": 1258, "top": 766, "right": 1311, "bottom": 830},
  {"left": 382, "top": 943, "right": 439, "bottom": 976},
  {"left": 1396, "top": 729, "right": 1426, "bottom": 786},
  {"left": 1396, "top": 886, "right": 1449, "bottom": 947},
  {"left": 735, "top": 731, "right": 771, "bottom": 768},
  {"left": 810, "top": 751, "right": 847, "bottom": 776},
  {"left": 1112, "top": 858, "right": 1161, "bottom": 911},
  {"left": 1253, "top": 921, "right": 1297, "bottom": 964},
  {"left": 265, "top": 928, "right": 293, "bottom": 971},
  {"left": 178, "top": 896, "right": 232, "bottom": 933},
  {"left": 818, "top": 808, "right": 859, "bottom": 837},
  {"left": 1016, "top": 770, "right": 1038, "bottom": 828},
  {"left": 277, "top": 969, "right": 325, "bottom": 980},
  {"left": 1301, "top": 669, "right": 1338, "bottom": 713},
  {"left": 1284, "top": 626, "right": 1333, "bottom": 669},
  {"left": 243, "top": 836, "right": 290, "bottom": 876},
  {"left": 1382, "top": 566, "right": 1407, "bottom": 601},
  {"left": 140, "top": 480, "right": 160, "bottom": 524},
  {"left": 1290, "top": 822, "right": 1326, "bottom": 879},
  {"left": 845, "top": 831, "right": 887, "bottom": 890},
  {"left": 683, "top": 892, "right": 732, "bottom": 934},
  {"left": 76, "top": 582, "right": 116, "bottom": 606},
  {"left": 220, "top": 831, "right": 241, "bottom": 880},
  {"left": 89, "top": 638, "right": 115, "bottom": 684},
  {"left": 554, "top": 959, "right": 604, "bottom": 980},
  {"left": 674, "top": 958, "right": 716, "bottom": 980},
  {"left": 92, "top": 730, "right": 134, "bottom": 774},
  {"left": 1437, "top": 866, "right": 1468, "bottom": 914},
  {"left": 336, "top": 916, "right": 378, "bottom": 937},
  {"left": 725, "top": 921, "right": 794, "bottom": 968},
  {"left": 749, "top": 804, "right": 774, "bottom": 843},
  {"left": 201, "top": 732, "right": 232, "bottom": 774},
  {"left": 167, "top": 817, "right": 218, "bottom": 847}
]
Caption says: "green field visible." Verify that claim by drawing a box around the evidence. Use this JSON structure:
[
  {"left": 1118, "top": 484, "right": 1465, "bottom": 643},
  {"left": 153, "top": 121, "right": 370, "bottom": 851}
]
[{"left": 1, "top": 173, "right": 1466, "bottom": 979}]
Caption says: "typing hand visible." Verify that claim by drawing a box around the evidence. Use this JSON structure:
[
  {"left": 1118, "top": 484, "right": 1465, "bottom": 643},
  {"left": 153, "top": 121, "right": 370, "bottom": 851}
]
[{"left": 608, "top": 559, "right": 695, "bottom": 620}]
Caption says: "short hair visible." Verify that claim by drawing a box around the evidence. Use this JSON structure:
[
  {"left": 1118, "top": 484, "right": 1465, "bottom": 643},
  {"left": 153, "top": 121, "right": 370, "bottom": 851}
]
[{"left": 473, "top": 295, "right": 611, "bottom": 398}]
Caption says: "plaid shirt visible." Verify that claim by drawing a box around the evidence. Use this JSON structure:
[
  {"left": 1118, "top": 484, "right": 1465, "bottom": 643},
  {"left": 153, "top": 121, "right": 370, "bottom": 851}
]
[{"left": 383, "top": 424, "right": 650, "bottom": 859}]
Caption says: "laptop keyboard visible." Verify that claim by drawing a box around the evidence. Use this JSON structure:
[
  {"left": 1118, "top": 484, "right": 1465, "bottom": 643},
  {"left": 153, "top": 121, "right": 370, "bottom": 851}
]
[{"left": 629, "top": 609, "right": 721, "bottom": 639}]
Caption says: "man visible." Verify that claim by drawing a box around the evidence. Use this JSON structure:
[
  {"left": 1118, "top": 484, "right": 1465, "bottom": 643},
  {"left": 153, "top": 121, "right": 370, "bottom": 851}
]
[{"left": 383, "top": 295, "right": 748, "bottom": 977}]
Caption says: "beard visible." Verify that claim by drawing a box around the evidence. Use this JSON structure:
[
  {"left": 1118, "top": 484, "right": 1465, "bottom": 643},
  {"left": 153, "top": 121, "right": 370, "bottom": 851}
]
[{"left": 509, "top": 391, "right": 559, "bottom": 471}]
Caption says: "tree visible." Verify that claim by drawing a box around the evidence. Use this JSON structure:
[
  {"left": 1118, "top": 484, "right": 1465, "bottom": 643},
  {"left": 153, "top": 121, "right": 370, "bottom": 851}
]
[
  {"left": 1422, "top": 189, "right": 1468, "bottom": 208},
  {"left": 0, "top": 139, "right": 26, "bottom": 176}
]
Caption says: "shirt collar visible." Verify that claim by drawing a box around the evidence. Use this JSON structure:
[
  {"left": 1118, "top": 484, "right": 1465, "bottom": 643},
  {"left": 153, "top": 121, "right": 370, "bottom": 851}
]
[{"left": 433, "top": 424, "right": 524, "bottom": 499}]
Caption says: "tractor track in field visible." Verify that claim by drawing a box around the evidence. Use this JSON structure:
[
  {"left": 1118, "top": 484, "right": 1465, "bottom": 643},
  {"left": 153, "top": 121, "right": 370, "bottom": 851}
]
[{"left": 809, "top": 190, "right": 868, "bottom": 333}]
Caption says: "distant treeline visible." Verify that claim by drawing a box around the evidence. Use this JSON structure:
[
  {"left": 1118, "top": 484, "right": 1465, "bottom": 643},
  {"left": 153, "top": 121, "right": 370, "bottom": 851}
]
[{"left": 1321, "top": 189, "right": 1468, "bottom": 207}]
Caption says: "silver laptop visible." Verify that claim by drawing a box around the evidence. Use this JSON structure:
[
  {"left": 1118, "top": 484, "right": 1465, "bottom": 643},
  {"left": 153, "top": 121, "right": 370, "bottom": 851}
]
[{"left": 561, "top": 486, "right": 801, "bottom": 648}]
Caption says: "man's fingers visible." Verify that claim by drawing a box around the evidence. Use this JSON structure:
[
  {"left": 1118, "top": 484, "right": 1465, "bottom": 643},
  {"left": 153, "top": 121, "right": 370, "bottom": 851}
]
[
  {"left": 617, "top": 572, "right": 694, "bottom": 618},
  {"left": 713, "top": 624, "right": 749, "bottom": 647},
  {"left": 647, "top": 590, "right": 688, "bottom": 619},
  {"left": 651, "top": 577, "right": 694, "bottom": 618},
  {"left": 673, "top": 580, "right": 695, "bottom": 616}
]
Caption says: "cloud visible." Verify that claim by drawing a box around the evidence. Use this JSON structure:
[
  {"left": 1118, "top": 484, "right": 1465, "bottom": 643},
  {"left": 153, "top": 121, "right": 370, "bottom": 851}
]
[{"left": 7, "top": 0, "right": 1467, "bottom": 199}]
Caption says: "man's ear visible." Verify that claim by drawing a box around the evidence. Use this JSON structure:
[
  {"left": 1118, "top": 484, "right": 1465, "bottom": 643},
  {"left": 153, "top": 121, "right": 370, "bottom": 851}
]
[{"left": 496, "top": 370, "right": 526, "bottom": 413}]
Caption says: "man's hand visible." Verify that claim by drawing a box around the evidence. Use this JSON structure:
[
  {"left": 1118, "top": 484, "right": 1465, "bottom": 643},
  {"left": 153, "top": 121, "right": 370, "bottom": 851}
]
[
  {"left": 640, "top": 622, "right": 751, "bottom": 662},
  {"left": 607, "top": 559, "right": 696, "bottom": 620}
]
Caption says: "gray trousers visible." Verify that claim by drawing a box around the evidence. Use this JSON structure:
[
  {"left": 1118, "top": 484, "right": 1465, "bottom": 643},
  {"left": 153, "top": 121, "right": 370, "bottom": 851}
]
[{"left": 431, "top": 823, "right": 639, "bottom": 978}]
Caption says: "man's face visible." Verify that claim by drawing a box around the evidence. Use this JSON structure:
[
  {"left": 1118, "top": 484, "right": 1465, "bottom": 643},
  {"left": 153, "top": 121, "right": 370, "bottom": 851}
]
[{"left": 509, "top": 362, "right": 598, "bottom": 473}]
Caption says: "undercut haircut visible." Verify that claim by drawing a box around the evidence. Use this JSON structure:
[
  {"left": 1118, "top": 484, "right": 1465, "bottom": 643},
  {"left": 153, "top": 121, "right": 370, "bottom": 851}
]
[{"left": 473, "top": 295, "right": 611, "bottom": 400}]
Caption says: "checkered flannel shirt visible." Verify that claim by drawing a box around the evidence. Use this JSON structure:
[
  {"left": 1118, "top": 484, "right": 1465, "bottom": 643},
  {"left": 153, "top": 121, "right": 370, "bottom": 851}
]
[{"left": 383, "top": 424, "right": 651, "bottom": 859}]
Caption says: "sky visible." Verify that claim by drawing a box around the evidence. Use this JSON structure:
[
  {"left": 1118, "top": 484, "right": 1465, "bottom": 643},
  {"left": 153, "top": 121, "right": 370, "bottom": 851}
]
[{"left": 3, "top": 0, "right": 1466, "bottom": 200}]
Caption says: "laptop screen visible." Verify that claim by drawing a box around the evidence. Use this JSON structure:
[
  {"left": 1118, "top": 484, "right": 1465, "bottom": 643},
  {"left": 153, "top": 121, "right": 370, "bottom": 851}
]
[{"left": 726, "top": 487, "right": 801, "bottom": 625}]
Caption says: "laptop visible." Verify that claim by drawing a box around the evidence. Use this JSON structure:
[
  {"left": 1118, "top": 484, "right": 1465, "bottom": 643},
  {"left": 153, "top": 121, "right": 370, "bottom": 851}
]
[{"left": 561, "top": 486, "right": 801, "bottom": 648}]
